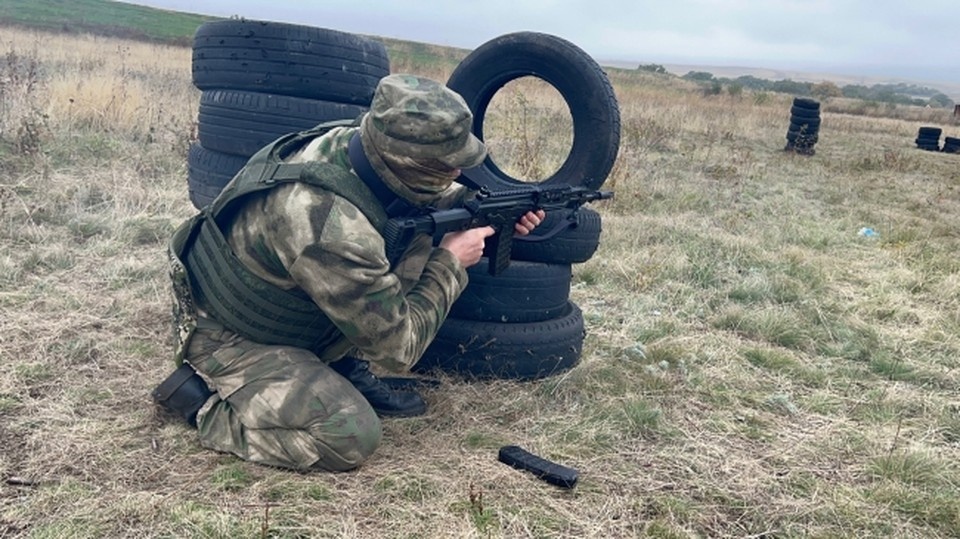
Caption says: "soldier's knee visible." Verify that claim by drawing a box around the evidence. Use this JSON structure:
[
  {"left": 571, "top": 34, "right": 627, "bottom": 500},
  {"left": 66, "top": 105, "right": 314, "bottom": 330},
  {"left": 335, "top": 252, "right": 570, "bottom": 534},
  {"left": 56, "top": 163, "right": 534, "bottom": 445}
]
[
  {"left": 355, "top": 407, "right": 383, "bottom": 459},
  {"left": 310, "top": 404, "right": 382, "bottom": 472}
]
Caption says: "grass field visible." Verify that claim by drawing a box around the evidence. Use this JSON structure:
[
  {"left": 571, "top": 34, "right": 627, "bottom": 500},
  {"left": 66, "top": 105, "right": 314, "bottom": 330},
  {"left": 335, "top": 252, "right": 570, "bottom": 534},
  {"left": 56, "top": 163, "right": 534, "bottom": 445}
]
[
  {"left": 0, "top": 0, "right": 214, "bottom": 44},
  {"left": 2, "top": 15, "right": 960, "bottom": 539}
]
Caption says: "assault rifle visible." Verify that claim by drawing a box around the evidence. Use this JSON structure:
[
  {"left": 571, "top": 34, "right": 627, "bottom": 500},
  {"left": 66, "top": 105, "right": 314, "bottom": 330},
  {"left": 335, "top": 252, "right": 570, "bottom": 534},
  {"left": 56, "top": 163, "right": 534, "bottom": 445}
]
[{"left": 383, "top": 171, "right": 613, "bottom": 275}]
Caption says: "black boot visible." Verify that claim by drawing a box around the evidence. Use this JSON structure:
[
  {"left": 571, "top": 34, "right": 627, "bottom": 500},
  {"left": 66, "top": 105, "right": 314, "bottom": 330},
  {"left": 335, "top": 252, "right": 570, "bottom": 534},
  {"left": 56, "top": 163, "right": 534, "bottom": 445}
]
[
  {"left": 152, "top": 363, "right": 214, "bottom": 427},
  {"left": 329, "top": 357, "right": 428, "bottom": 418}
]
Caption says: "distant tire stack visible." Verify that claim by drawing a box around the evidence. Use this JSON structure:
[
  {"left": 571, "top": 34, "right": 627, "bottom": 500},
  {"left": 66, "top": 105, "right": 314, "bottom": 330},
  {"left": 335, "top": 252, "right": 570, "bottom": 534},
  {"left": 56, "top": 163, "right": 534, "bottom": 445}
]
[
  {"left": 785, "top": 97, "right": 820, "bottom": 156},
  {"left": 186, "top": 20, "right": 390, "bottom": 209},
  {"left": 944, "top": 136, "right": 960, "bottom": 154},
  {"left": 412, "top": 32, "right": 621, "bottom": 381},
  {"left": 915, "top": 127, "right": 942, "bottom": 152}
]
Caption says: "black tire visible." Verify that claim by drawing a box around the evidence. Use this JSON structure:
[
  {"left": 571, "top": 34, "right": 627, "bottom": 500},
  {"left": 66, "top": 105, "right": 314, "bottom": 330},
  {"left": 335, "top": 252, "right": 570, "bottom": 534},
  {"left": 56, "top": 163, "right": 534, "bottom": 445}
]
[
  {"left": 788, "top": 126, "right": 820, "bottom": 139},
  {"left": 413, "top": 301, "right": 585, "bottom": 380},
  {"left": 915, "top": 137, "right": 941, "bottom": 151},
  {"left": 785, "top": 143, "right": 816, "bottom": 156},
  {"left": 790, "top": 106, "right": 820, "bottom": 120},
  {"left": 192, "top": 20, "right": 390, "bottom": 105},
  {"left": 793, "top": 97, "right": 820, "bottom": 110},
  {"left": 451, "top": 259, "right": 571, "bottom": 323},
  {"left": 198, "top": 90, "right": 367, "bottom": 157},
  {"left": 510, "top": 206, "right": 603, "bottom": 264},
  {"left": 786, "top": 130, "right": 819, "bottom": 144},
  {"left": 789, "top": 117, "right": 821, "bottom": 131},
  {"left": 918, "top": 126, "right": 942, "bottom": 137},
  {"left": 187, "top": 143, "right": 249, "bottom": 210},
  {"left": 446, "top": 32, "right": 620, "bottom": 191}
]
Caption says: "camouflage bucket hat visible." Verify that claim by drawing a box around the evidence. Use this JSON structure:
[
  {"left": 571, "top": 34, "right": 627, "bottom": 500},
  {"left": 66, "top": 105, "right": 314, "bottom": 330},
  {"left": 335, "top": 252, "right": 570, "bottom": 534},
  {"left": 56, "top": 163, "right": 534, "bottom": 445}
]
[{"left": 361, "top": 74, "right": 486, "bottom": 169}]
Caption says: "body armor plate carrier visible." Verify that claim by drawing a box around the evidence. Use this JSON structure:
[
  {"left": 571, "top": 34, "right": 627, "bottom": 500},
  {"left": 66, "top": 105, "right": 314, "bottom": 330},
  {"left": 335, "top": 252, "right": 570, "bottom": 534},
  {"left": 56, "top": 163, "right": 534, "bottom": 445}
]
[{"left": 169, "top": 119, "right": 401, "bottom": 355}]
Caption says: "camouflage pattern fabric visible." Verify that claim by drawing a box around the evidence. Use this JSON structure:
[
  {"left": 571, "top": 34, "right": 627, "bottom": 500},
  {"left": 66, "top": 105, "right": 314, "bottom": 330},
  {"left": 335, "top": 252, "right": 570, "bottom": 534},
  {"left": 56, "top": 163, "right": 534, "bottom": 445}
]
[
  {"left": 220, "top": 125, "right": 468, "bottom": 371},
  {"left": 169, "top": 74, "right": 484, "bottom": 471},
  {"left": 363, "top": 74, "right": 485, "bottom": 169},
  {"left": 187, "top": 318, "right": 381, "bottom": 472},
  {"left": 168, "top": 216, "right": 200, "bottom": 367}
]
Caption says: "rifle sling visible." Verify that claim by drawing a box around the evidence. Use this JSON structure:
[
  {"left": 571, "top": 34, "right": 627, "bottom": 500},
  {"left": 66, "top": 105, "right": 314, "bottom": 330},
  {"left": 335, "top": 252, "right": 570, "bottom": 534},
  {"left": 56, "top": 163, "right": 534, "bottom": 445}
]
[{"left": 348, "top": 133, "right": 419, "bottom": 219}]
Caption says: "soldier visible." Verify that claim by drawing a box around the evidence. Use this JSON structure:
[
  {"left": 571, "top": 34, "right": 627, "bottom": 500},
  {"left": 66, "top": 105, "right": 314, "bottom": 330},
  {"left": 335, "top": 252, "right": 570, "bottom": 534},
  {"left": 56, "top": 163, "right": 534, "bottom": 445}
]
[{"left": 152, "top": 74, "right": 543, "bottom": 471}]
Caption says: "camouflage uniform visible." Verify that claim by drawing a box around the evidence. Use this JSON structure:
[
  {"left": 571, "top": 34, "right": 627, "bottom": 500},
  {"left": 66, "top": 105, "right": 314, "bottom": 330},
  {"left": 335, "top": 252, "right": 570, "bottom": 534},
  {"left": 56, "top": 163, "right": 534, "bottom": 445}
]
[{"left": 167, "top": 75, "right": 486, "bottom": 471}]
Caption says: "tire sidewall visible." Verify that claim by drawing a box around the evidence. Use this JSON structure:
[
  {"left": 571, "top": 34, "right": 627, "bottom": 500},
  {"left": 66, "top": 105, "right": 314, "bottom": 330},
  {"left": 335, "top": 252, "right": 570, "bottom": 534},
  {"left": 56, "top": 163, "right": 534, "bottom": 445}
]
[{"left": 447, "top": 32, "right": 620, "bottom": 191}]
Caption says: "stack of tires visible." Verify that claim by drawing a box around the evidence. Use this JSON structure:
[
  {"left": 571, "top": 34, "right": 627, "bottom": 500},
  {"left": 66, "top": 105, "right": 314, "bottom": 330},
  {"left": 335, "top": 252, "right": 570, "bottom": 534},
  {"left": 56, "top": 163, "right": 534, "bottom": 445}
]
[
  {"left": 944, "top": 136, "right": 960, "bottom": 154},
  {"left": 412, "top": 32, "right": 621, "bottom": 381},
  {"left": 186, "top": 20, "right": 390, "bottom": 209},
  {"left": 915, "top": 127, "right": 942, "bottom": 152},
  {"left": 785, "top": 97, "right": 820, "bottom": 156}
]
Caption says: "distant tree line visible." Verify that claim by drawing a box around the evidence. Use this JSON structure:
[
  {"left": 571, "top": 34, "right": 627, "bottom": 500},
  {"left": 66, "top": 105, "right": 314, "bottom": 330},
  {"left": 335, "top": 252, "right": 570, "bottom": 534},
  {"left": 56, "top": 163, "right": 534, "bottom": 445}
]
[{"left": 636, "top": 63, "right": 954, "bottom": 108}]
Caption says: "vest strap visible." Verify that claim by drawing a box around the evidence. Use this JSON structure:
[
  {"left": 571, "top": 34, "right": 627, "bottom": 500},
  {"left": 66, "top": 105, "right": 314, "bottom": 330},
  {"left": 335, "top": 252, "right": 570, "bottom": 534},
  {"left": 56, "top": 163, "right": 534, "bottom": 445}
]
[{"left": 348, "top": 133, "right": 419, "bottom": 219}]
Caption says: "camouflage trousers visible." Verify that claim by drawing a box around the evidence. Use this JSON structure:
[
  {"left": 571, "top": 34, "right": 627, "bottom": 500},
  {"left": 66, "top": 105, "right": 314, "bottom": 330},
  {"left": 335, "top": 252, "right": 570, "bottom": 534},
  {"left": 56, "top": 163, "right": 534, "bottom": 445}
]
[{"left": 185, "top": 317, "right": 382, "bottom": 471}]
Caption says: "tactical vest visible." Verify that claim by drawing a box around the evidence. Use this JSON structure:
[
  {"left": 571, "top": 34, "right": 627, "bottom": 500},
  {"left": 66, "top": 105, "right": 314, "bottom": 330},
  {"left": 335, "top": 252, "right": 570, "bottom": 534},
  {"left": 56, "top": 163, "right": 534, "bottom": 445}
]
[{"left": 169, "top": 119, "right": 401, "bottom": 358}]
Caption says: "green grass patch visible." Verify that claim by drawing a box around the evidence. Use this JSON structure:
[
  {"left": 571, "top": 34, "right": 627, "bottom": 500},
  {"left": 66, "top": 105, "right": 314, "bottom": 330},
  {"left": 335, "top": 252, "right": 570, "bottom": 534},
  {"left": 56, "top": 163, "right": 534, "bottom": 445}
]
[
  {"left": 123, "top": 216, "right": 176, "bottom": 246},
  {"left": 713, "top": 305, "right": 816, "bottom": 351},
  {"left": 742, "top": 347, "right": 828, "bottom": 387},
  {"left": 375, "top": 473, "right": 439, "bottom": 503},
  {"left": 168, "top": 501, "right": 261, "bottom": 538},
  {"left": 0, "top": 0, "right": 215, "bottom": 44},
  {"left": 0, "top": 393, "right": 21, "bottom": 412},
  {"left": 728, "top": 271, "right": 804, "bottom": 304},
  {"left": 867, "top": 451, "right": 950, "bottom": 486},
  {"left": 14, "top": 362, "right": 55, "bottom": 383},
  {"left": 866, "top": 483, "right": 960, "bottom": 533},
  {"left": 462, "top": 430, "right": 502, "bottom": 450},
  {"left": 210, "top": 462, "right": 255, "bottom": 492}
]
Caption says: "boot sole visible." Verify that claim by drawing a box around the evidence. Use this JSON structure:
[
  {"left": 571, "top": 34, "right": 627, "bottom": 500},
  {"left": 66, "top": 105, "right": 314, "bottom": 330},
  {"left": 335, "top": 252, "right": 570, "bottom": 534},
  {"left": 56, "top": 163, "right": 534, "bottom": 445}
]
[{"left": 374, "top": 401, "right": 428, "bottom": 418}]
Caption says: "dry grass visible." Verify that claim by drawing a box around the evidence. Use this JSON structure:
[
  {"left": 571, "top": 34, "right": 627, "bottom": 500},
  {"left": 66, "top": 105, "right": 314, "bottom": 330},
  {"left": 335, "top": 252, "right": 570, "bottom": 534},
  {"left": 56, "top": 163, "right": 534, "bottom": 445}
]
[
  {"left": 2, "top": 25, "right": 960, "bottom": 538},
  {"left": 483, "top": 77, "right": 574, "bottom": 181}
]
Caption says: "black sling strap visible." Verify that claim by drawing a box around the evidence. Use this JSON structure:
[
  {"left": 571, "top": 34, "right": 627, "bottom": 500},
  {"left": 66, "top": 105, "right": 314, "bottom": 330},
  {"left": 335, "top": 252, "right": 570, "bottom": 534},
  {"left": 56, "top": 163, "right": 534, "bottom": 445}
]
[{"left": 347, "top": 133, "right": 420, "bottom": 219}]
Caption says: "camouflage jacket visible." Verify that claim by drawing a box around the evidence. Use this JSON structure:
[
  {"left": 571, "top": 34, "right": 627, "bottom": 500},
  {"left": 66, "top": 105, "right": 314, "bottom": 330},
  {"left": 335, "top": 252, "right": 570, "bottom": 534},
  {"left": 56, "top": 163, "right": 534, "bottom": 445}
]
[{"left": 169, "top": 125, "right": 469, "bottom": 372}]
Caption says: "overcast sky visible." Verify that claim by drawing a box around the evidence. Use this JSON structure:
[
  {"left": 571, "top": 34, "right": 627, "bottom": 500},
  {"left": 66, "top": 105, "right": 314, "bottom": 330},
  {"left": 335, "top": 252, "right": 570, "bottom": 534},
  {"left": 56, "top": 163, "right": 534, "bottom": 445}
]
[{"left": 119, "top": 0, "right": 959, "bottom": 83}]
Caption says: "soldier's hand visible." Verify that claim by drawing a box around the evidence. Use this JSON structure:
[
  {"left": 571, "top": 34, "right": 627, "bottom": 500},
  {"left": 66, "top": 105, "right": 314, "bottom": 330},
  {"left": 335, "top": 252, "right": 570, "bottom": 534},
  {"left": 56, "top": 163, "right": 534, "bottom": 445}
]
[
  {"left": 514, "top": 210, "right": 545, "bottom": 236},
  {"left": 439, "top": 226, "right": 496, "bottom": 268}
]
